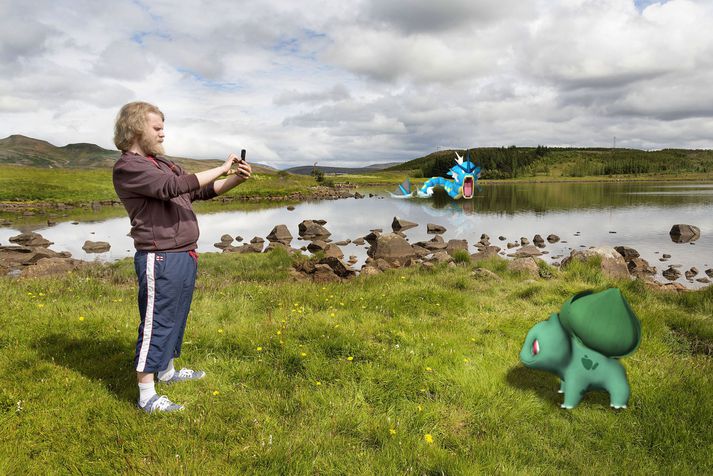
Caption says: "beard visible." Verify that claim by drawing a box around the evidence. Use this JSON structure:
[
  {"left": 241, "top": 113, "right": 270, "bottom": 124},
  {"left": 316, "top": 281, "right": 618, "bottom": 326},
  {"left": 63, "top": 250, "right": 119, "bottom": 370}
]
[{"left": 139, "top": 134, "right": 165, "bottom": 157}]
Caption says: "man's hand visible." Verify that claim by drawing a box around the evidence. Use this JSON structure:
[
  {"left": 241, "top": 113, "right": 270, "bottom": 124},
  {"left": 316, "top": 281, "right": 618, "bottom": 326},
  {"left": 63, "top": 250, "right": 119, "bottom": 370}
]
[
  {"left": 227, "top": 157, "right": 252, "bottom": 180},
  {"left": 222, "top": 153, "right": 241, "bottom": 175}
]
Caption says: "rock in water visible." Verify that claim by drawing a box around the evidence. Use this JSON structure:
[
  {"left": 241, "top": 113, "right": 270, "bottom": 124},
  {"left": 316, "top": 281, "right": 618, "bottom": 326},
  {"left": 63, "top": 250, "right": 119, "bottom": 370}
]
[
  {"left": 82, "top": 241, "right": 111, "bottom": 253},
  {"left": 669, "top": 224, "right": 700, "bottom": 243},
  {"left": 392, "top": 217, "right": 418, "bottom": 232}
]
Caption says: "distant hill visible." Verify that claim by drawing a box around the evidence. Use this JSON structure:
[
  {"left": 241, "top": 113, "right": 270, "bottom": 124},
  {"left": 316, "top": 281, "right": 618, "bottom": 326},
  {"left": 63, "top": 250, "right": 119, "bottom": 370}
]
[
  {"left": 0, "top": 135, "right": 117, "bottom": 168},
  {"left": 386, "top": 146, "right": 713, "bottom": 179},
  {"left": 0, "top": 135, "right": 275, "bottom": 174},
  {"left": 285, "top": 162, "right": 401, "bottom": 175}
]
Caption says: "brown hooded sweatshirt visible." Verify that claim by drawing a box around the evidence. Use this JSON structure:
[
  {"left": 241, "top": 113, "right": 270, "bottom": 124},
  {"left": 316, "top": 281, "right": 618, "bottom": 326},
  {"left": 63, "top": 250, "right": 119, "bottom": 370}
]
[{"left": 113, "top": 151, "right": 218, "bottom": 251}]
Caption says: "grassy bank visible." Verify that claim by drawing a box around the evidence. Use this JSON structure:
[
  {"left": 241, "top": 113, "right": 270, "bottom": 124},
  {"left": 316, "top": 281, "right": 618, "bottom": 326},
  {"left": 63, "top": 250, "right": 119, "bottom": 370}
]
[
  {"left": 0, "top": 251, "right": 711, "bottom": 474},
  {"left": 0, "top": 166, "right": 317, "bottom": 205}
]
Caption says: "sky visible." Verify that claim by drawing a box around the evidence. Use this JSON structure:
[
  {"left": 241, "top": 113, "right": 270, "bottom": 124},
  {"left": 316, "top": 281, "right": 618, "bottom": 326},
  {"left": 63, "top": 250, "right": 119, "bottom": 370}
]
[{"left": 2, "top": 0, "right": 713, "bottom": 169}]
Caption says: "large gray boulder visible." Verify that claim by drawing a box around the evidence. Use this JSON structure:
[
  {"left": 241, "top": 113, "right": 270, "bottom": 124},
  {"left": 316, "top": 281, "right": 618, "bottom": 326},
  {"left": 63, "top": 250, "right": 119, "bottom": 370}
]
[
  {"left": 367, "top": 233, "right": 416, "bottom": 264},
  {"left": 298, "top": 220, "right": 331, "bottom": 239},
  {"left": 9, "top": 232, "right": 53, "bottom": 248},
  {"left": 507, "top": 257, "right": 540, "bottom": 277},
  {"left": 21, "top": 257, "right": 84, "bottom": 277},
  {"left": 446, "top": 239, "right": 468, "bottom": 256},
  {"left": 82, "top": 241, "right": 111, "bottom": 253},
  {"left": 561, "top": 247, "right": 630, "bottom": 280},
  {"left": 669, "top": 224, "right": 700, "bottom": 243},
  {"left": 266, "top": 224, "right": 293, "bottom": 245}
]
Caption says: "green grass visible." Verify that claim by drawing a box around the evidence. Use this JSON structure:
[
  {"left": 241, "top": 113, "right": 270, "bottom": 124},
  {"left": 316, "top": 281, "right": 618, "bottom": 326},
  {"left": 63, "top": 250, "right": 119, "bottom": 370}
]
[
  {"left": 0, "top": 166, "right": 116, "bottom": 202},
  {"left": 0, "top": 251, "right": 711, "bottom": 474},
  {"left": 0, "top": 166, "right": 318, "bottom": 205}
]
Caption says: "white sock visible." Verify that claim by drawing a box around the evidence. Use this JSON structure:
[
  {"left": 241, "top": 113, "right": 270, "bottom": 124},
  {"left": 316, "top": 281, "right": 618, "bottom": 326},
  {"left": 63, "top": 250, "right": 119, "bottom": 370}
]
[
  {"left": 158, "top": 359, "right": 176, "bottom": 382},
  {"left": 138, "top": 381, "right": 157, "bottom": 407}
]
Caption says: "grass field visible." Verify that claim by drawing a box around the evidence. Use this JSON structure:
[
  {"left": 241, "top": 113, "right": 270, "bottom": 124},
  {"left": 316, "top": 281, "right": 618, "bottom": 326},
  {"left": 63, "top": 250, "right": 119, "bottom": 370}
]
[{"left": 0, "top": 251, "right": 711, "bottom": 474}]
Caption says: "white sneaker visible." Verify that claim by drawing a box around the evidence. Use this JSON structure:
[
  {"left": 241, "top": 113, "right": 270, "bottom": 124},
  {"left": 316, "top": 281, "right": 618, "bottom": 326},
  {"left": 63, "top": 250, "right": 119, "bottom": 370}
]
[
  {"left": 159, "top": 368, "right": 206, "bottom": 385},
  {"left": 138, "top": 394, "right": 184, "bottom": 413}
]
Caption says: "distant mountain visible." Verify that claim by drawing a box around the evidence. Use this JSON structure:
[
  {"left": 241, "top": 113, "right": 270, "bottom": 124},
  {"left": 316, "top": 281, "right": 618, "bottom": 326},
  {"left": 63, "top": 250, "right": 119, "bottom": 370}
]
[
  {"left": 0, "top": 135, "right": 274, "bottom": 174},
  {"left": 284, "top": 162, "right": 401, "bottom": 175},
  {"left": 0, "top": 135, "right": 117, "bottom": 168}
]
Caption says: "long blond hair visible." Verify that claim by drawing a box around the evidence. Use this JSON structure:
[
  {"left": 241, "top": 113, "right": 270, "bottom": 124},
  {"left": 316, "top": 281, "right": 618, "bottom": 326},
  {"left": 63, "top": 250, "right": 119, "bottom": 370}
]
[{"left": 113, "top": 102, "right": 164, "bottom": 152}]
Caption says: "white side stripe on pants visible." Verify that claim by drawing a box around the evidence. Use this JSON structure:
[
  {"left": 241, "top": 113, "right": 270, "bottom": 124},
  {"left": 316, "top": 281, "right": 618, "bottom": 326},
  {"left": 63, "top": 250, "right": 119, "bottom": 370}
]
[{"left": 136, "top": 252, "right": 156, "bottom": 372}]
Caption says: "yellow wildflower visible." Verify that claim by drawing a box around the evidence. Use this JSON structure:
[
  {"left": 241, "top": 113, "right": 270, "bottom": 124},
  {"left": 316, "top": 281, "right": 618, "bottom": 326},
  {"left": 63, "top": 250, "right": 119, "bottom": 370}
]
[
  {"left": 425, "top": 367, "right": 432, "bottom": 372},
  {"left": 212, "top": 390, "right": 220, "bottom": 396},
  {"left": 301, "top": 352, "right": 307, "bottom": 357},
  {"left": 79, "top": 316, "right": 85, "bottom": 321},
  {"left": 347, "top": 356, "right": 354, "bottom": 361},
  {"left": 389, "top": 429, "right": 396, "bottom": 435},
  {"left": 218, "top": 329, "right": 223, "bottom": 333},
  {"left": 256, "top": 346, "right": 263, "bottom": 352},
  {"left": 315, "top": 381, "right": 321, "bottom": 386},
  {"left": 424, "top": 434, "right": 434, "bottom": 444}
]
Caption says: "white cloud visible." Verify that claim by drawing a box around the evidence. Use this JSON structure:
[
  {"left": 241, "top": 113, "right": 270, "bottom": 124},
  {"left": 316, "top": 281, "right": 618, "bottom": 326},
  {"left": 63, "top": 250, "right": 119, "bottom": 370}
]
[{"left": 0, "top": 0, "right": 712, "bottom": 169}]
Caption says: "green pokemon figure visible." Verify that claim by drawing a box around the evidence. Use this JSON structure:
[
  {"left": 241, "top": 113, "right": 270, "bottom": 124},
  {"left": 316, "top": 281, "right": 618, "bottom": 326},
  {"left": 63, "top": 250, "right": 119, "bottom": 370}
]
[{"left": 519, "top": 288, "right": 641, "bottom": 409}]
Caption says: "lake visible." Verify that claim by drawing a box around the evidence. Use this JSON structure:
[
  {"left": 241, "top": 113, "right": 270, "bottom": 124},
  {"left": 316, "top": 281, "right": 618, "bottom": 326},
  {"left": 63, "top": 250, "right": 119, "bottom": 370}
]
[{"left": 1, "top": 181, "right": 712, "bottom": 288}]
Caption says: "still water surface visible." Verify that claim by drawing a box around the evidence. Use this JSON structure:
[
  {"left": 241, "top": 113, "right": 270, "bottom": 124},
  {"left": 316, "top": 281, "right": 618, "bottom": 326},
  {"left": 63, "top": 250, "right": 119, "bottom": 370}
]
[{"left": 2, "top": 181, "right": 711, "bottom": 287}]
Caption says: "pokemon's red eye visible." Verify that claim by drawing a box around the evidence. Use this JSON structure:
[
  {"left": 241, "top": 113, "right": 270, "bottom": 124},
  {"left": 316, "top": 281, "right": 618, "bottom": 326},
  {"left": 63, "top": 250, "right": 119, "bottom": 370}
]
[{"left": 533, "top": 339, "right": 540, "bottom": 356}]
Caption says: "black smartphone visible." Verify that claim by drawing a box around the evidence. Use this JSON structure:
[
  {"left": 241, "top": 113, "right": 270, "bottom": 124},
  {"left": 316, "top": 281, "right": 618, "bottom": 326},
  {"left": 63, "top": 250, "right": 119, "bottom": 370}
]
[{"left": 240, "top": 149, "right": 246, "bottom": 162}]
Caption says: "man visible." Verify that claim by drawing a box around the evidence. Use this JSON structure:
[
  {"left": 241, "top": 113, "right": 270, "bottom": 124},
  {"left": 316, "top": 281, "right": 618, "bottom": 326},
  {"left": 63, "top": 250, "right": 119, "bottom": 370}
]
[{"left": 112, "top": 101, "right": 251, "bottom": 413}]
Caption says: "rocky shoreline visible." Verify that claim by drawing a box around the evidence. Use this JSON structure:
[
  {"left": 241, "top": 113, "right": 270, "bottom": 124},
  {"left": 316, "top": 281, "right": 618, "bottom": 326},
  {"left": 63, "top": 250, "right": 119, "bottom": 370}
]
[{"left": 3, "top": 217, "right": 709, "bottom": 292}]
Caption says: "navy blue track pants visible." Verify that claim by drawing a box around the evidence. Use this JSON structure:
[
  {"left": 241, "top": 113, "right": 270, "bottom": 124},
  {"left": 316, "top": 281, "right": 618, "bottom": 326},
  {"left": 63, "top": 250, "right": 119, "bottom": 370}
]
[{"left": 134, "top": 251, "right": 197, "bottom": 373}]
